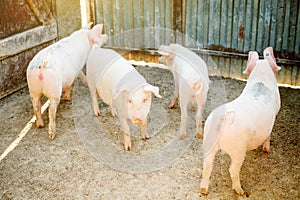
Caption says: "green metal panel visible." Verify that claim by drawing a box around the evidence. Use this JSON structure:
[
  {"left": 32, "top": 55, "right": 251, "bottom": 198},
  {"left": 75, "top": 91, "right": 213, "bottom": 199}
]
[{"left": 93, "top": 0, "right": 300, "bottom": 86}]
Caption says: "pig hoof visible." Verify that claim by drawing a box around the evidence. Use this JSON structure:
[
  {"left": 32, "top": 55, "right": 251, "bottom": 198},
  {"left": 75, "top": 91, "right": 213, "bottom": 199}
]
[
  {"left": 94, "top": 111, "right": 101, "bottom": 116},
  {"left": 233, "top": 187, "right": 245, "bottom": 195},
  {"left": 178, "top": 133, "right": 186, "bottom": 140},
  {"left": 262, "top": 146, "right": 270, "bottom": 153},
  {"left": 142, "top": 136, "right": 150, "bottom": 140},
  {"left": 168, "top": 104, "right": 175, "bottom": 109},
  {"left": 124, "top": 143, "right": 132, "bottom": 151},
  {"left": 168, "top": 102, "right": 177, "bottom": 109},
  {"left": 196, "top": 133, "right": 203, "bottom": 139},
  {"left": 36, "top": 121, "right": 44, "bottom": 128},
  {"left": 64, "top": 96, "right": 72, "bottom": 101},
  {"left": 200, "top": 187, "right": 208, "bottom": 195},
  {"left": 263, "top": 147, "right": 270, "bottom": 153},
  {"left": 49, "top": 132, "right": 56, "bottom": 140}
]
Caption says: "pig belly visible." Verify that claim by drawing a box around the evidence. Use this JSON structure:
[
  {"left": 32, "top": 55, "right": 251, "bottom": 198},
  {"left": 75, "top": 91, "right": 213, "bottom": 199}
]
[
  {"left": 96, "top": 59, "right": 134, "bottom": 105},
  {"left": 218, "top": 103, "right": 275, "bottom": 153},
  {"left": 246, "top": 114, "right": 275, "bottom": 151}
]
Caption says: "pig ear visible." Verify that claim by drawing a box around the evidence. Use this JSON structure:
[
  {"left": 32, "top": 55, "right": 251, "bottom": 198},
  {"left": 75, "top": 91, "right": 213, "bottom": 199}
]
[
  {"left": 144, "top": 85, "right": 162, "bottom": 98},
  {"left": 158, "top": 50, "right": 170, "bottom": 56},
  {"left": 263, "top": 47, "right": 281, "bottom": 72},
  {"left": 158, "top": 45, "right": 170, "bottom": 56},
  {"left": 88, "top": 24, "right": 104, "bottom": 45},
  {"left": 83, "top": 22, "right": 93, "bottom": 30},
  {"left": 243, "top": 51, "right": 259, "bottom": 74}
]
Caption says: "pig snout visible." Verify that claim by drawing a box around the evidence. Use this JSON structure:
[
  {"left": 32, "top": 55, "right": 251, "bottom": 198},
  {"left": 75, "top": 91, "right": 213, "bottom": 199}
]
[{"left": 132, "top": 117, "right": 144, "bottom": 125}]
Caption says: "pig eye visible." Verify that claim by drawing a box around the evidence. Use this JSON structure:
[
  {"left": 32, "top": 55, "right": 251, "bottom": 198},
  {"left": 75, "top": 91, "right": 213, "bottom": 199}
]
[
  {"left": 142, "top": 98, "right": 148, "bottom": 103},
  {"left": 128, "top": 99, "right": 133, "bottom": 104}
]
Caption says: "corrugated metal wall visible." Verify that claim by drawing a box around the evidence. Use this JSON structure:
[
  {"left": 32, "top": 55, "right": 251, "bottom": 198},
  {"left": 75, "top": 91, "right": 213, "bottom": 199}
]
[
  {"left": 93, "top": 0, "right": 181, "bottom": 49},
  {"left": 91, "top": 0, "right": 300, "bottom": 86},
  {"left": 184, "top": 0, "right": 300, "bottom": 58}
]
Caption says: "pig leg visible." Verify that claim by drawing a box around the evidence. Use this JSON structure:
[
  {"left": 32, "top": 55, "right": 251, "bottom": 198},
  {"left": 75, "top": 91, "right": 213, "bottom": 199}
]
[
  {"left": 195, "top": 106, "right": 203, "bottom": 139},
  {"left": 195, "top": 87, "right": 207, "bottom": 139},
  {"left": 48, "top": 98, "right": 60, "bottom": 139},
  {"left": 168, "top": 74, "right": 179, "bottom": 109},
  {"left": 89, "top": 86, "right": 100, "bottom": 116},
  {"left": 200, "top": 145, "right": 219, "bottom": 195},
  {"left": 178, "top": 83, "right": 192, "bottom": 139},
  {"left": 77, "top": 70, "right": 87, "bottom": 85},
  {"left": 178, "top": 99, "right": 188, "bottom": 139},
  {"left": 228, "top": 151, "right": 246, "bottom": 195},
  {"left": 140, "top": 121, "right": 150, "bottom": 140},
  {"left": 63, "top": 84, "right": 73, "bottom": 101},
  {"left": 31, "top": 96, "right": 44, "bottom": 128},
  {"left": 262, "top": 136, "right": 271, "bottom": 153},
  {"left": 110, "top": 106, "right": 115, "bottom": 117},
  {"left": 119, "top": 116, "right": 131, "bottom": 150}
]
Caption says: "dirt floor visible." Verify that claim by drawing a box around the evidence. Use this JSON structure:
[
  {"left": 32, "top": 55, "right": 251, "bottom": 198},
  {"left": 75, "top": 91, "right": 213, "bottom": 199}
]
[{"left": 0, "top": 66, "right": 299, "bottom": 200}]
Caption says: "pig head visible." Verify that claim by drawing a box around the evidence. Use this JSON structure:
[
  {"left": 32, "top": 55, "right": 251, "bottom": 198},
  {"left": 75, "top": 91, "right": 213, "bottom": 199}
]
[
  {"left": 27, "top": 23, "right": 108, "bottom": 139},
  {"left": 200, "top": 47, "right": 281, "bottom": 196}
]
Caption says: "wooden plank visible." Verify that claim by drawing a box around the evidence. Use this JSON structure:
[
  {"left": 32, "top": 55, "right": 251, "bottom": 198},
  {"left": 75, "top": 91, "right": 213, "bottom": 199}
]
[
  {"left": 282, "top": 1, "right": 291, "bottom": 51},
  {"left": 133, "top": 0, "right": 144, "bottom": 48},
  {"left": 218, "top": 56, "right": 230, "bottom": 78},
  {"left": 144, "top": 0, "right": 155, "bottom": 49},
  {"left": 230, "top": 56, "right": 243, "bottom": 79},
  {"left": 296, "top": 2, "right": 300, "bottom": 55},
  {"left": 256, "top": 0, "right": 266, "bottom": 53},
  {"left": 250, "top": 0, "right": 259, "bottom": 51},
  {"left": 165, "top": 0, "right": 174, "bottom": 44},
  {"left": 269, "top": 0, "right": 279, "bottom": 50},
  {"left": 185, "top": 0, "right": 198, "bottom": 47},
  {"left": 231, "top": 0, "right": 239, "bottom": 50},
  {"left": 295, "top": 65, "right": 300, "bottom": 86},
  {"left": 275, "top": 0, "right": 285, "bottom": 51},
  {"left": 0, "top": 21, "right": 57, "bottom": 59},
  {"left": 196, "top": 0, "right": 209, "bottom": 48},
  {"left": 287, "top": 0, "right": 298, "bottom": 53},
  {"left": 243, "top": 0, "right": 253, "bottom": 52},
  {"left": 237, "top": 0, "right": 246, "bottom": 52},
  {"left": 262, "top": 1, "right": 271, "bottom": 50},
  {"left": 208, "top": 0, "right": 221, "bottom": 47},
  {"left": 219, "top": 0, "right": 227, "bottom": 48},
  {"left": 123, "top": 0, "right": 133, "bottom": 48},
  {"left": 103, "top": 0, "right": 113, "bottom": 46},
  {"left": 95, "top": 0, "right": 103, "bottom": 24},
  {"left": 171, "top": 0, "right": 183, "bottom": 44},
  {"left": 154, "top": 0, "right": 165, "bottom": 48},
  {"left": 226, "top": 0, "right": 234, "bottom": 49}
]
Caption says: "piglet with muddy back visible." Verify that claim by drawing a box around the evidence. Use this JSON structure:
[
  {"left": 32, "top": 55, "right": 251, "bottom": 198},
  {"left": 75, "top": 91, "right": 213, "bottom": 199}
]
[
  {"left": 199, "top": 47, "right": 281, "bottom": 196},
  {"left": 86, "top": 46, "right": 162, "bottom": 151},
  {"left": 158, "top": 44, "right": 210, "bottom": 139},
  {"left": 27, "top": 23, "right": 108, "bottom": 139}
]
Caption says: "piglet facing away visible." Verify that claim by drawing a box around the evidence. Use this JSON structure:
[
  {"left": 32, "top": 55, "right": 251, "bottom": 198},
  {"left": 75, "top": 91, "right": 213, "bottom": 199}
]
[
  {"left": 200, "top": 47, "right": 281, "bottom": 195},
  {"left": 158, "top": 44, "right": 210, "bottom": 139},
  {"left": 86, "top": 46, "right": 162, "bottom": 151},
  {"left": 27, "top": 23, "right": 108, "bottom": 139}
]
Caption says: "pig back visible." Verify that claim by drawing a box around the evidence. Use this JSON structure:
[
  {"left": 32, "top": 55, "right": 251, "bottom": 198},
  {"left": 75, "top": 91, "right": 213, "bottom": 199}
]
[
  {"left": 87, "top": 47, "right": 147, "bottom": 107},
  {"left": 170, "top": 44, "right": 210, "bottom": 87}
]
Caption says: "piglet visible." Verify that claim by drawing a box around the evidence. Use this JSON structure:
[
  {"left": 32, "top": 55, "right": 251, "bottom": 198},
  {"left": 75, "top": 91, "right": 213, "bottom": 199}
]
[
  {"left": 27, "top": 23, "right": 108, "bottom": 139},
  {"left": 158, "top": 44, "right": 210, "bottom": 139},
  {"left": 200, "top": 47, "right": 281, "bottom": 195},
  {"left": 86, "top": 46, "right": 162, "bottom": 151}
]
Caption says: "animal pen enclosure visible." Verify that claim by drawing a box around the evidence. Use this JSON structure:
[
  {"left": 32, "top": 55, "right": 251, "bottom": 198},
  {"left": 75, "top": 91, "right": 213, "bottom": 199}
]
[
  {"left": 0, "top": 0, "right": 299, "bottom": 199},
  {"left": 0, "top": 0, "right": 300, "bottom": 98}
]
